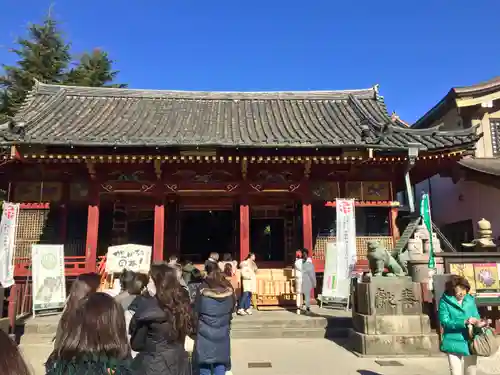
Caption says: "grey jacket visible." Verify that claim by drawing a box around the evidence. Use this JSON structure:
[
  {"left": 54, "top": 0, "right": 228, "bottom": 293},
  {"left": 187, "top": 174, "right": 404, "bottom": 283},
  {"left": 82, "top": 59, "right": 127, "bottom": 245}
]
[{"left": 301, "top": 260, "right": 316, "bottom": 292}]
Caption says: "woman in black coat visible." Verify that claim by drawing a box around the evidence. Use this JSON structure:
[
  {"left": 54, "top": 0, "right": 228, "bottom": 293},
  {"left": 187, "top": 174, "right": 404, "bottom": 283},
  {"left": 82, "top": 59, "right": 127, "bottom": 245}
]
[
  {"left": 129, "top": 264, "right": 195, "bottom": 375},
  {"left": 194, "top": 262, "right": 236, "bottom": 375}
]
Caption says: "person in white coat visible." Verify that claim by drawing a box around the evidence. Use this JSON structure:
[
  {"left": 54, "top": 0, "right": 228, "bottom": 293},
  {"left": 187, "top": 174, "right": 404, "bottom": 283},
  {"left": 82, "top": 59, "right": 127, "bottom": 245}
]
[
  {"left": 301, "top": 249, "right": 316, "bottom": 313},
  {"left": 237, "top": 253, "right": 257, "bottom": 315},
  {"left": 294, "top": 249, "right": 303, "bottom": 314}
]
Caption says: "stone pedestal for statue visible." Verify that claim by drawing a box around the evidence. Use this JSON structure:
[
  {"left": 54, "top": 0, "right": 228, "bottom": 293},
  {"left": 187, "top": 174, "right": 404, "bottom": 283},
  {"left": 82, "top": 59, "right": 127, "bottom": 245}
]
[
  {"left": 407, "top": 257, "right": 444, "bottom": 283},
  {"left": 348, "top": 277, "right": 439, "bottom": 356},
  {"left": 405, "top": 223, "right": 444, "bottom": 283}
]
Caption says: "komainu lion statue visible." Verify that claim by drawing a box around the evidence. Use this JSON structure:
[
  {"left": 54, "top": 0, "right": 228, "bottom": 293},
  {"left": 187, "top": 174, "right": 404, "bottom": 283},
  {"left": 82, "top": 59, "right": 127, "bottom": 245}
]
[{"left": 366, "top": 240, "right": 405, "bottom": 277}]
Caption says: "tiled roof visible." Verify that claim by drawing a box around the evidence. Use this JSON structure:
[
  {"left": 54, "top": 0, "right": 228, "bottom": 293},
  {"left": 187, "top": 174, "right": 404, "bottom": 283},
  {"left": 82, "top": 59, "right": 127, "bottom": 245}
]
[
  {"left": 0, "top": 81, "right": 480, "bottom": 150},
  {"left": 454, "top": 76, "right": 500, "bottom": 95},
  {"left": 413, "top": 76, "right": 500, "bottom": 129},
  {"left": 459, "top": 157, "right": 500, "bottom": 176}
]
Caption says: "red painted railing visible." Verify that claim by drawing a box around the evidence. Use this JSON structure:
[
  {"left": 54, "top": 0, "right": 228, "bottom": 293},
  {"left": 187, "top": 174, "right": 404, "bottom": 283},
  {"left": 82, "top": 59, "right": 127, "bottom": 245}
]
[
  {"left": 7, "top": 256, "right": 107, "bottom": 329},
  {"left": 13, "top": 256, "right": 106, "bottom": 277}
]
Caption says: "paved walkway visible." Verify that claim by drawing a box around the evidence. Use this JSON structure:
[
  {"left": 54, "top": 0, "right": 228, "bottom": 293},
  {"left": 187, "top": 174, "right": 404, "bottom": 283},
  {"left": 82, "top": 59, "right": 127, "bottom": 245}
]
[{"left": 19, "top": 335, "right": 500, "bottom": 375}]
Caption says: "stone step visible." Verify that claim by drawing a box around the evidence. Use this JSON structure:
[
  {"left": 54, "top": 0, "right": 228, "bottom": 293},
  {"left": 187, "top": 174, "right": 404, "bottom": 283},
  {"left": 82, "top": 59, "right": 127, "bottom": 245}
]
[
  {"left": 233, "top": 325, "right": 349, "bottom": 339},
  {"left": 231, "top": 328, "right": 327, "bottom": 339},
  {"left": 231, "top": 318, "right": 328, "bottom": 329},
  {"left": 20, "top": 327, "right": 348, "bottom": 343},
  {"left": 22, "top": 323, "right": 349, "bottom": 337},
  {"left": 20, "top": 311, "right": 352, "bottom": 340},
  {"left": 22, "top": 314, "right": 351, "bottom": 332}
]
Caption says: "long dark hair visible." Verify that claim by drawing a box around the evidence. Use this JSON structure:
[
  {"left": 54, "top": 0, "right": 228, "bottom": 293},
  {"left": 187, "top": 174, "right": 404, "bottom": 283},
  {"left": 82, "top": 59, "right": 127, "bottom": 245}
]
[
  {"left": 205, "top": 261, "right": 233, "bottom": 290},
  {"left": 127, "top": 272, "right": 148, "bottom": 295},
  {"left": 54, "top": 273, "right": 101, "bottom": 348},
  {"left": 65, "top": 273, "right": 100, "bottom": 313},
  {"left": 151, "top": 263, "right": 194, "bottom": 340},
  {"left": 50, "top": 293, "right": 130, "bottom": 362},
  {"left": 119, "top": 269, "right": 135, "bottom": 291},
  {"left": 0, "top": 331, "right": 30, "bottom": 375}
]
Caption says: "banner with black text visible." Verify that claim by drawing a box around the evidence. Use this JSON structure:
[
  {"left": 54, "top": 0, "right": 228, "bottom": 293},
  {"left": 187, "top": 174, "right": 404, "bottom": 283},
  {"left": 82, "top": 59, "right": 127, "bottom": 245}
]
[
  {"left": 333, "top": 198, "right": 357, "bottom": 300},
  {"left": 0, "top": 202, "right": 19, "bottom": 288}
]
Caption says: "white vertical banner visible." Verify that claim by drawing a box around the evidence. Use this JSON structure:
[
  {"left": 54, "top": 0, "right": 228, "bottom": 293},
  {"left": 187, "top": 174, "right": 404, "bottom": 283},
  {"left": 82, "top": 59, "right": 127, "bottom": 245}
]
[
  {"left": 333, "top": 198, "right": 357, "bottom": 299},
  {"left": 32, "top": 244, "right": 66, "bottom": 313},
  {"left": 0, "top": 202, "right": 20, "bottom": 288}
]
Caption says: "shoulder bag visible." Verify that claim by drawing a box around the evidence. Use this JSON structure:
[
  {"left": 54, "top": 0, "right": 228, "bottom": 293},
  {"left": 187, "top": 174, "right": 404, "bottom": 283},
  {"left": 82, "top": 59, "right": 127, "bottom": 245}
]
[{"left": 468, "top": 324, "right": 499, "bottom": 357}]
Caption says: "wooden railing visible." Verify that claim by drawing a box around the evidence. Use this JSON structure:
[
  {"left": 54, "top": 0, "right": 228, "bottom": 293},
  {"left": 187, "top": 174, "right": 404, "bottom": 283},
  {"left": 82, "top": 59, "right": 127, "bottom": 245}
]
[
  {"left": 7, "top": 256, "right": 107, "bottom": 328},
  {"left": 311, "top": 235, "right": 393, "bottom": 272},
  {"left": 313, "top": 235, "right": 394, "bottom": 261},
  {"left": 13, "top": 256, "right": 106, "bottom": 277}
]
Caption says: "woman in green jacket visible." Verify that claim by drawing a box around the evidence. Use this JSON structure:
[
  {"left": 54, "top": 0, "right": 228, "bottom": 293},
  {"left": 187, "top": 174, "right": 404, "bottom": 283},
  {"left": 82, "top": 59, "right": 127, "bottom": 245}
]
[{"left": 439, "top": 274, "right": 485, "bottom": 375}]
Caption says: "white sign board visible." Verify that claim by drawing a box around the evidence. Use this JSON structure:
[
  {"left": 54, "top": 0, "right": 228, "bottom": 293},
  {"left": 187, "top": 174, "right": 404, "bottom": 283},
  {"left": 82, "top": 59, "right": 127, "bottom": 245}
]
[
  {"left": 321, "top": 242, "right": 337, "bottom": 296},
  {"left": 106, "top": 244, "right": 152, "bottom": 274},
  {"left": 0, "top": 202, "right": 19, "bottom": 288},
  {"left": 334, "top": 198, "right": 357, "bottom": 300},
  {"left": 31, "top": 244, "right": 66, "bottom": 313}
]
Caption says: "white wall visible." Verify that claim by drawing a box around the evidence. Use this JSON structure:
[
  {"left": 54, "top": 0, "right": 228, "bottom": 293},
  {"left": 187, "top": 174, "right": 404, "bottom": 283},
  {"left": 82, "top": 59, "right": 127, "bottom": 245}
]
[{"left": 415, "top": 175, "right": 500, "bottom": 238}]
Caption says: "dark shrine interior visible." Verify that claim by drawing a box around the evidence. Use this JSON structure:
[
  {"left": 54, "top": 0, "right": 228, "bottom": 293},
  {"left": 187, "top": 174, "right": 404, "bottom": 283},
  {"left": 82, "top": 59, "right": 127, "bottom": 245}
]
[
  {"left": 128, "top": 219, "right": 154, "bottom": 246},
  {"left": 250, "top": 218, "right": 285, "bottom": 262},
  {"left": 180, "top": 210, "right": 234, "bottom": 263}
]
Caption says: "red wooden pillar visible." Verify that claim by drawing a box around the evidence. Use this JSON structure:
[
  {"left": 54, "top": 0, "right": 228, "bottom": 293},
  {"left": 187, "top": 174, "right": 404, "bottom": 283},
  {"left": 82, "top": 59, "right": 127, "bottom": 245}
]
[
  {"left": 7, "top": 284, "right": 18, "bottom": 332},
  {"left": 153, "top": 201, "right": 165, "bottom": 262},
  {"left": 85, "top": 185, "right": 99, "bottom": 272},
  {"left": 389, "top": 207, "right": 400, "bottom": 244},
  {"left": 239, "top": 204, "right": 250, "bottom": 261},
  {"left": 302, "top": 202, "right": 313, "bottom": 252},
  {"left": 302, "top": 200, "right": 315, "bottom": 301}
]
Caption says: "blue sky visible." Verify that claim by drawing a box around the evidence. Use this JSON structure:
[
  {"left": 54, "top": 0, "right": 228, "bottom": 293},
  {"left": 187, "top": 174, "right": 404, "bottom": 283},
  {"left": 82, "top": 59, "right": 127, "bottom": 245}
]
[{"left": 1, "top": 0, "right": 499, "bottom": 123}]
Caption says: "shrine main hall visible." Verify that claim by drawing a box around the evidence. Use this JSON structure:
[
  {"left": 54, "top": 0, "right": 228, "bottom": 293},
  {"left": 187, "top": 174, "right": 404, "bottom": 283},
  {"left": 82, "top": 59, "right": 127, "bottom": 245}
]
[{"left": 0, "top": 81, "right": 479, "bottom": 278}]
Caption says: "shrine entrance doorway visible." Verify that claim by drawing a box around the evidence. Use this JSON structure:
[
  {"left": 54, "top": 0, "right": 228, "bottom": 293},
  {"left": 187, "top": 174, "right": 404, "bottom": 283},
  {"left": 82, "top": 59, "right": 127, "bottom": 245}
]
[
  {"left": 97, "top": 197, "right": 155, "bottom": 255},
  {"left": 179, "top": 210, "right": 234, "bottom": 263},
  {"left": 250, "top": 218, "right": 285, "bottom": 262},
  {"left": 127, "top": 212, "right": 154, "bottom": 247}
]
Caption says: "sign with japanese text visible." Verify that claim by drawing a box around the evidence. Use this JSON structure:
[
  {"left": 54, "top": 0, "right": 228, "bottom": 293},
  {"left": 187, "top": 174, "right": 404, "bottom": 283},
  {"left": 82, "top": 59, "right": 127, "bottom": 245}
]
[
  {"left": 0, "top": 202, "right": 19, "bottom": 288},
  {"left": 32, "top": 244, "right": 66, "bottom": 313},
  {"left": 105, "top": 244, "right": 152, "bottom": 274},
  {"left": 333, "top": 198, "right": 357, "bottom": 300}
]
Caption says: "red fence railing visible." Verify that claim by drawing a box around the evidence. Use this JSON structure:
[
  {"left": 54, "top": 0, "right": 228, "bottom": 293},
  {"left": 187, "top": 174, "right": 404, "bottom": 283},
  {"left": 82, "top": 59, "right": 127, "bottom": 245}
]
[
  {"left": 7, "top": 256, "right": 107, "bottom": 330},
  {"left": 13, "top": 256, "right": 106, "bottom": 278}
]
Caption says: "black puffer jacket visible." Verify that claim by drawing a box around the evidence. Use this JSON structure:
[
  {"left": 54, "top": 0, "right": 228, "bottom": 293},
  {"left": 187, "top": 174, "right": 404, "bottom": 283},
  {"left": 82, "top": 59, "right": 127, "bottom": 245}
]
[
  {"left": 194, "top": 284, "right": 235, "bottom": 366},
  {"left": 129, "top": 296, "right": 190, "bottom": 375}
]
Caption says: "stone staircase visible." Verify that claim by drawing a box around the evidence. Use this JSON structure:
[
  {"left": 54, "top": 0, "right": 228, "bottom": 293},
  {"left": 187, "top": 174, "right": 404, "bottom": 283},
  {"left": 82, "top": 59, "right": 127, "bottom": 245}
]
[{"left": 19, "top": 309, "right": 352, "bottom": 342}]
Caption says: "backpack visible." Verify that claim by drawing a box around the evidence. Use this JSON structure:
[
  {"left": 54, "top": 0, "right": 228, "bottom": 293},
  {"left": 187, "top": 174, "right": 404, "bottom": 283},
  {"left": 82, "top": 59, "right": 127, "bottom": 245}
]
[{"left": 468, "top": 325, "right": 499, "bottom": 357}]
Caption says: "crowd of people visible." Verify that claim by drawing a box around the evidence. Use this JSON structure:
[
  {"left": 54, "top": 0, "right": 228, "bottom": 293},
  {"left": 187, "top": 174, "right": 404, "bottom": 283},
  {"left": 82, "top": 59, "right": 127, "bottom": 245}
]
[
  {"left": 0, "top": 248, "right": 496, "bottom": 375},
  {"left": 2, "top": 249, "right": 318, "bottom": 375},
  {"left": 45, "top": 252, "right": 240, "bottom": 375}
]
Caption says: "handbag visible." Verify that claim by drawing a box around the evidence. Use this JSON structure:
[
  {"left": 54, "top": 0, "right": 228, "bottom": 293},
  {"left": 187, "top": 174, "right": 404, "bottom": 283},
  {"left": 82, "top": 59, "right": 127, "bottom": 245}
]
[{"left": 468, "top": 324, "right": 499, "bottom": 357}]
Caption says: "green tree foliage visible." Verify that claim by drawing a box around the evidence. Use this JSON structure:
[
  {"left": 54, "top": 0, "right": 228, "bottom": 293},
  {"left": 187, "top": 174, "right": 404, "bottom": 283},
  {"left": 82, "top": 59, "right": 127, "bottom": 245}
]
[
  {"left": 0, "top": 91, "right": 11, "bottom": 123},
  {"left": 0, "top": 15, "right": 125, "bottom": 120},
  {"left": 0, "top": 17, "right": 71, "bottom": 117},
  {"left": 65, "top": 49, "right": 127, "bottom": 88}
]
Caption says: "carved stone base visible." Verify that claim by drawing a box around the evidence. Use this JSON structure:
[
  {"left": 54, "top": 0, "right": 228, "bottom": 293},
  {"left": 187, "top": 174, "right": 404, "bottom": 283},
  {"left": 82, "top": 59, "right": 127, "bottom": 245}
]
[
  {"left": 352, "top": 312, "right": 431, "bottom": 335},
  {"left": 355, "top": 277, "right": 422, "bottom": 315},
  {"left": 348, "top": 329, "right": 440, "bottom": 356}
]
